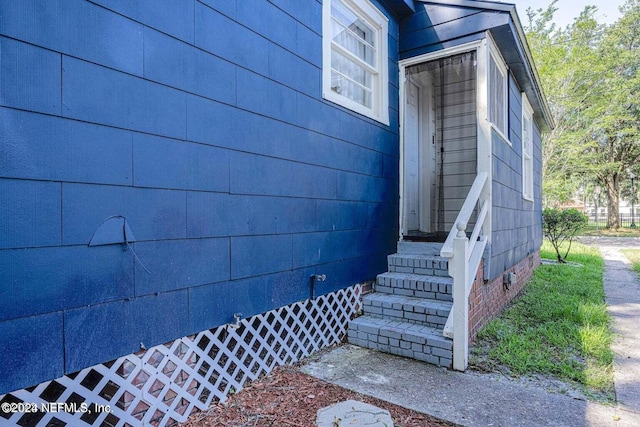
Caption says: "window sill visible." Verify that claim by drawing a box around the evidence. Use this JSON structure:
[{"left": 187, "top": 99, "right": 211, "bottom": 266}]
[
  {"left": 323, "top": 91, "right": 390, "bottom": 126},
  {"left": 489, "top": 122, "right": 511, "bottom": 146}
]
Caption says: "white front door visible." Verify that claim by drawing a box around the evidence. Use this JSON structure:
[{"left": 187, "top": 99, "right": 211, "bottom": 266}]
[
  {"left": 400, "top": 45, "right": 483, "bottom": 241},
  {"left": 404, "top": 81, "right": 421, "bottom": 231},
  {"left": 403, "top": 77, "right": 437, "bottom": 235}
]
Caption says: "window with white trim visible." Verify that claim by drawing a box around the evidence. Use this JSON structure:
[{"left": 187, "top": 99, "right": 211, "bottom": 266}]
[
  {"left": 488, "top": 46, "right": 508, "bottom": 137},
  {"left": 522, "top": 94, "right": 534, "bottom": 201},
  {"left": 322, "top": 0, "right": 389, "bottom": 124}
]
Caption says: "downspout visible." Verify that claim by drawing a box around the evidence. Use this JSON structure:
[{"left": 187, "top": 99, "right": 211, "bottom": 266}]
[
  {"left": 437, "top": 58, "right": 445, "bottom": 234},
  {"left": 477, "top": 37, "right": 493, "bottom": 279}
]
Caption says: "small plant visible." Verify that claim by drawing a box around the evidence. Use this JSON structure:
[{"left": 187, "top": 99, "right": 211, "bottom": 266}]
[{"left": 543, "top": 208, "right": 588, "bottom": 263}]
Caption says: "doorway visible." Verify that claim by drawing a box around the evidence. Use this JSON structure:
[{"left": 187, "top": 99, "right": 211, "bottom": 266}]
[
  {"left": 403, "top": 76, "right": 437, "bottom": 239},
  {"left": 401, "top": 50, "right": 478, "bottom": 242}
]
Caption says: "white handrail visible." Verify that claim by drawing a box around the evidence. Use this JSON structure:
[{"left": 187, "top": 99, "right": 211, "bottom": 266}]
[
  {"left": 440, "top": 172, "right": 489, "bottom": 371},
  {"left": 440, "top": 172, "right": 488, "bottom": 258},
  {"left": 467, "top": 200, "right": 488, "bottom": 260}
]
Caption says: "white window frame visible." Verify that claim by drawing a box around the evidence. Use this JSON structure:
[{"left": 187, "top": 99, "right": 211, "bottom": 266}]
[
  {"left": 487, "top": 37, "right": 509, "bottom": 143},
  {"left": 322, "top": 0, "right": 389, "bottom": 125},
  {"left": 522, "top": 93, "right": 534, "bottom": 201}
]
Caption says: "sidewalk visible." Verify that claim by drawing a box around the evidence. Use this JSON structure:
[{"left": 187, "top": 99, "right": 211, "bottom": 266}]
[
  {"left": 585, "top": 237, "right": 640, "bottom": 414},
  {"left": 300, "top": 238, "right": 640, "bottom": 426}
]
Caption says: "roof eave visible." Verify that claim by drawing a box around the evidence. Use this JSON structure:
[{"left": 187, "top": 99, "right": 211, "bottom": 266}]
[
  {"left": 506, "top": 4, "right": 555, "bottom": 130},
  {"left": 416, "top": 0, "right": 555, "bottom": 130}
]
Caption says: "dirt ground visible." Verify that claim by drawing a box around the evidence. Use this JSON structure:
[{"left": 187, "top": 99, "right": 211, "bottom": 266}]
[{"left": 180, "top": 365, "right": 457, "bottom": 427}]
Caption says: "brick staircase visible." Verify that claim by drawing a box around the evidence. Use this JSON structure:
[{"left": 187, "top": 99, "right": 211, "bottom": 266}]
[{"left": 348, "top": 242, "right": 454, "bottom": 368}]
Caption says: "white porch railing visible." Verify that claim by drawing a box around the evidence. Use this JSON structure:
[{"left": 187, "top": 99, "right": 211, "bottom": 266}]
[{"left": 440, "top": 172, "right": 489, "bottom": 371}]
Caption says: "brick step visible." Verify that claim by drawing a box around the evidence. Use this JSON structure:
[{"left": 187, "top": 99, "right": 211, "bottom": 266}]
[
  {"left": 348, "top": 316, "right": 452, "bottom": 368},
  {"left": 387, "top": 253, "right": 449, "bottom": 276},
  {"left": 397, "top": 241, "right": 443, "bottom": 256},
  {"left": 362, "top": 293, "right": 451, "bottom": 328},
  {"left": 375, "top": 272, "right": 452, "bottom": 301}
]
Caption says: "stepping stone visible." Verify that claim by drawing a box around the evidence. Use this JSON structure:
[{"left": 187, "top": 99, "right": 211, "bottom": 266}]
[{"left": 316, "top": 399, "right": 394, "bottom": 427}]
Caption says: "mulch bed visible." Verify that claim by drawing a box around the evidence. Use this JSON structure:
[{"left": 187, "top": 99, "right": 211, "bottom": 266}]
[{"left": 180, "top": 366, "right": 457, "bottom": 427}]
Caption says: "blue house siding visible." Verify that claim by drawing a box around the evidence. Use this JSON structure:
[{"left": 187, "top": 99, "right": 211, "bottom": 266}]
[
  {"left": 62, "top": 57, "right": 188, "bottom": 140},
  {"left": 61, "top": 184, "right": 188, "bottom": 244},
  {"left": 0, "top": 38, "right": 62, "bottom": 115},
  {"left": 0, "top": 0, "right": 401, "bottom": 394},
  {"left": 399, "top": 3, "right": 509, "bottom": 59},
  {"left": 489, "top": 75, "right": 543, "bottom": 279},
  {"left": 398, "top": 1, "right": 545, "bottom": 281},
  {"left": 0, "top": 179, "right": 62, "bottom": 249},
  {"left": 0, "top": 109, "right": 134, "bottom": 185},
  {"left": 144, "top": 28, "right": 238, "bottom": 104},
  {"left": 64, "top": 290, "right": 191, "bottom": 373},
  {"left": 0, "top": 245, "right": 134, "bottom": 322},
  {"left": 133, "top": 238, "right": 231, "bottom": 295},
  {"left": 1, "top": 0, "right": 551, "bottom": 398},
  {"left": 0, "top": 313, "right": 64, "bottom": 396}
]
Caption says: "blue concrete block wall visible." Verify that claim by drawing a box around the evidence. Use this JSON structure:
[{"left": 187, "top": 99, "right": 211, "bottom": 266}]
[{"left": 0, "top": 0, "right": 400, "bottom": 394}]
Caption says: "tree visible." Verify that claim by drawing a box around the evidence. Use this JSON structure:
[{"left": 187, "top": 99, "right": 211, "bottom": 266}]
[
  {"left": 595, "top": 0, "right": 640, "bottom": 227},
  {"left": 524, "top": 2, "right": 600, "bottom": 207},
  {"left": 543, "top": 208, "right": 588, "bottom": 262},
  {"left": 572, "top": 0, "right": 640, "bottom": 228},
  {"left": 526, "top": 1, "right": 640, "bottom": 227}
]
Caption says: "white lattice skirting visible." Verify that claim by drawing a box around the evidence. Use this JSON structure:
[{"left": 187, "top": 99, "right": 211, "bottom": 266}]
[{"left": 0, "top": 285, "right": 362, "bottom": 427}]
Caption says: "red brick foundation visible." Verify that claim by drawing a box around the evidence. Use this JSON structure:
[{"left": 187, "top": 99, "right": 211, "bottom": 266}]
[{"left": 468, "top": 250, "right": 541, "bottom": 343}]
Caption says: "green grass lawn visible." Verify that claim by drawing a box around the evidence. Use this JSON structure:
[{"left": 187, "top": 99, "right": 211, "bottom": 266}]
[
  {"left": 470, "top": 241, "right": 614, "bottom": 400},
  {"left": 621, "top": 249, "right": 640, "bottom": 275}
]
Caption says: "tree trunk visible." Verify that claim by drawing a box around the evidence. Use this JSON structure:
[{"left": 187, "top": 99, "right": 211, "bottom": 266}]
[{"left": 607, "top": 172, "right": 620, "bottom": 229}]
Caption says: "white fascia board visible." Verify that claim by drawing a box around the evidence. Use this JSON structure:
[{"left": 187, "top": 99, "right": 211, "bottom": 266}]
[{"left": 416, "top": 0, "right": 515, "bottom": 13}]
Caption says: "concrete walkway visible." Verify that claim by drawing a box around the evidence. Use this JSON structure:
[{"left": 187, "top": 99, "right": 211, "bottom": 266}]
[
  {"left": 300, "top": 237, "right": 640, "bottom": 426},
  {"left": 581, "top": 236, "right": 640, "bottom": 414}
]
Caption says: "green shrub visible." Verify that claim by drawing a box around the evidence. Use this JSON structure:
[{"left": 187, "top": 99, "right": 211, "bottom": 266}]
[{"left": 543, "top": 208, "right": 588, "bottom": 263}]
